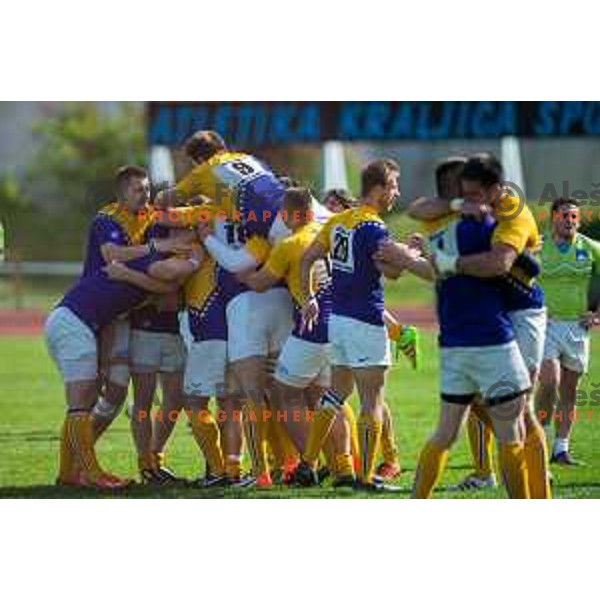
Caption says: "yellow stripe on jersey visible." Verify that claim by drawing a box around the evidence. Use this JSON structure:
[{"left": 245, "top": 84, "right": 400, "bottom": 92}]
[
  {"left": 491, "top": 195, "right": 540, "bottom": 254},
  {"left": 316, "top": 204, "right": 384, "bottom": 252},
  {"left": 263, "top": 222, "right": 322, "bottom": 305},
  {"left": 174, "top": 151, "right": 250, "bottom": 211},
  {"left": 98, "top": 202, "right": 155, "bottom": 245}
]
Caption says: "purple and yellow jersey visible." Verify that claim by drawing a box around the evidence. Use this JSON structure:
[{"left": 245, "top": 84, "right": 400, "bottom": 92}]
[
  {"left": 431, "top": 216, "right": 513, "bottom": 348},
  {"left": 316, "top": 205, "right": 388, "bottom": 326},
  {"left": 82, "top": 202, "right": 155, "bottom": 277},
  {"left": 129, "top": 224, "right": 180, "bottom": 334},
  {"left": 174, "top": 151, "right": 286, "bottom": 243},
  {"left": 264, "top": 221, "right": 331, "bottom": 343},
  {"left": 60, "top": 254, "right": 166, "bottom": 334}
]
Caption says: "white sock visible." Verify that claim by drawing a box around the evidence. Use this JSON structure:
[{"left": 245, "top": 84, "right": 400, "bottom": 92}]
[{"left": 553, "top": 437, "right": 569, "bottom": 455}]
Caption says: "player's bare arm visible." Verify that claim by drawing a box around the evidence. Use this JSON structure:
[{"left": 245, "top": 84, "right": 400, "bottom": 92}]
[
  {"left": 373, "top": 240, "right": 435, "bottom": 281},
  {"left": 236, "top": 267, "right": 279, "bottom": 293},
  {"left": 456, "top": 243, "right": 518, "bottom": 277},
  {"left": 103, "top": 262, "right": 179, "bottom": 294},
  {"left": 299, "top": 239, "right": 326, "bottom": 333},
  {"left": 407, "top": 196, "right": 451, "bottom": 221}
]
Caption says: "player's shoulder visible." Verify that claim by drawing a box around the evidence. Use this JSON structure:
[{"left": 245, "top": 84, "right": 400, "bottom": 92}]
[
  {"left": 97, "top": 201, "right": 119, "bottom": 218},
  {"left": 207, "top": 151, "right": 249, "bottom": 167}
]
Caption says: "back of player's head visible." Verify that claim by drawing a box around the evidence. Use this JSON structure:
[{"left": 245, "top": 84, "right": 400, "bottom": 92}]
[
  {"left": 184, "top": 130, "right": 227, "bottom": 164},
  {"left": 435, "top": 156, "right": 467, "bottom": 199},
  {"left": 283, "top": 186, "right": 313, "bottom": 216},
  {"left": 323, "top": 188, "right": 355, "bottom": 210},
  {"left": 461, "top": 154, "right": 504, "bottom": 188},
  {"left": 115, "top": 165, "right": 148, "bottom": 197},
  {"left": 279, "top": 175, "right": 301, "bottom": 189},
  {"left": 361, "top": 159, "right": 400, "bottom": 198}
]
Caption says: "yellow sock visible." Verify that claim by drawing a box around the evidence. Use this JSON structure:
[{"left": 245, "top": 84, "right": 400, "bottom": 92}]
[
  {"left": 58, "top": 416, "right": 77, "bottom": 481},
  {"left": 381, "top": 402, "right": 399, "bottom": 465},
  {"left": 242, "top": 401, "right": 269, "bottom": 476},
  {"left": 387, "top": 322, "right": 401, "bottom": 342},
  {"left": 225, "top": 455, "right": 242, "bottom": 480},
  {"left": 303, "top": 401, "right": 339, "bottom": 466},
  {"left": 498, "top": 442, "right": 530, "bottom": 499},
  {"left": 153, "top": 451, "right": 166, "bottom": 469},
  {"left": 189, "top": 413, "right": 225, "bottom": 476},
  {"left": 524, "top": 422, "right": 552, "bottom": 499},
  {"left": 413, "top": 440, "right": 449, "bottom": 499},
  {"left": 64, "top": 412, "right": 104, "bottom": 480},
  {"left": 357, "top": 413, "right": 383, "bottom": 484},
  {"left": 138, "top": 452, "right": 155, "bottom": 472},
  {"left": 467, "top": 409, "right": 494, "bottom": 478},
  {"left": 322, "top": 434, "right": 338, "bottom": 475},
  {"left": 342, "top": 403, "right": 360, "bottom": 468},
  {"left": 335, "top": 453, "right": 355, "bottom": 479}
]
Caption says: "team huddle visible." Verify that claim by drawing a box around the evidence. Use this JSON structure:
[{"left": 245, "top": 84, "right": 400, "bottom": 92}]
[{"left": 44, "top": 130, "right": 600, "bottom": 497}]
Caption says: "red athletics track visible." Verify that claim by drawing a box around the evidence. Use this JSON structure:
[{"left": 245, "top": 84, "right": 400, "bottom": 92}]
[{"left": 0, "top": 307, "right": 438, "bottom": 337}]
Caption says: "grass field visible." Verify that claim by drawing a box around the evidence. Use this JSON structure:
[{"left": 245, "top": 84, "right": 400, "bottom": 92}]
[{"left": 3, "top": 332, "right": 600, "bottom": 499}]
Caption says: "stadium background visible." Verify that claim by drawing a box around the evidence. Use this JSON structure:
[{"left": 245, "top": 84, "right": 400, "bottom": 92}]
[{"left": 1, "top": 101, "right": 600, "bottom": 497}]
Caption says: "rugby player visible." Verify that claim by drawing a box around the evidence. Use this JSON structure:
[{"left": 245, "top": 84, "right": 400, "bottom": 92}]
[
  {"left": 408, "top": 207, "right": 532, "bottom": 498},
  {"left": 45, "top": 247, "right": 199, "bottom": 489},
  {"left": 81, "top": 166, "right": 191, "bottom": 440},
  {"left": 536, "top": 198, "right": 600, "bottom": 465},
  {"left": 406, "top": 154, "right": 551, "bottom": 498},
  {"left": 293, "top": 159, "right": 409, "bottom": 490},
  {"left": 238, "top": 187, "right": 360, "bottom": 485}
]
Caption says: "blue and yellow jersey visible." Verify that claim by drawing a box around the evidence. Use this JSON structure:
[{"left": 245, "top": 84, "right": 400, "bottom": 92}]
[
  {"left": 423, "top": 198, "right": 544, "bottom": 312},
  {"left": 431, "top": 216, "right": 513, "bottom": 348},
  {"left": 174, "top": 151, "right": 286, "bottom": 243},
  {"left": 264, "top": 221, "right": 331, "bottom": 343},
  {"left": 60, "top": 254, "right": 166, "bottom": 334},
  {"left": 82, "top": 201, "right": 155, "bottom": 277},
  {"left": 316, "top": 204, "right": 388, "bottom": 326}
]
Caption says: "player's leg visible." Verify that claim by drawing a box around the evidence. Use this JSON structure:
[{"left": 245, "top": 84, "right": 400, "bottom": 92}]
[
  {"left": 536, "top": 358, "right": 561, "bottom": 439},
  {"left": 183, "top": 340, "right": 227, "bottom": 486},
  {"left": 413, "top": 399, "right": 471, "bottom": 498},
  {"left": 216, "top": 393, "right": 247, "bottom": 484},
  {"left": 353, "top": 365, "right": 388, "bottom": 487},
  {"left": 45, "top": 307, "right": 128, "bottom": 489},
  {"left": 376, "top": 400, "right": 401, "bottom": 480},
  {"left": 91, "top": 319, "right": 131, "bottom": 440},
  {"left": 552, "top": 325, "right": 589, "bottom": 464}
]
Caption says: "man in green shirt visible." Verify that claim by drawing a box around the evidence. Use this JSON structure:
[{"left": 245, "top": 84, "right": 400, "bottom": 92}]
[{"left": 536, "top": 197, "right": 600, "bottom": 465}]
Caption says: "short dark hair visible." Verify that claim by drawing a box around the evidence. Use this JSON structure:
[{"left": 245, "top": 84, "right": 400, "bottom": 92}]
[
  {"left": 461, "top": 154, "right": 504, "bottom": 188},
  {"left": 279, "top": 175, "right": 301, "bottom": 189},
  {"left": 324, "top": 188, "right": 355, "bottom": 209},
  {"left": 435, "top": 156, "right": 467, "bottom": 199},
  {"left": 551, "top": 196, "right": 580, "bottom": 215},
  {"left": 283, "top": 187, "right": 313, "bottom": 215},
  {"left": 361, "top": 159, "right": 400, "bottom": 197},
  {"left": 115, "top": 165, "right": 147, "bottom": 194},
  {"left": 184, "top": 130, "right": 227, "bottom": 163}
]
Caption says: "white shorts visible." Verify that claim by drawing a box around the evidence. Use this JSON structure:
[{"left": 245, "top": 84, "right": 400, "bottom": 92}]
[
  {"left": 98, "top": 318, "right": 130, "bottom": 386},
  {"left": 509, "top": 307, "right": 546, "bottom": 372},
  {"left": 328, "top": 314, "right": 391, "bottom": 369},
  {"left": 44, "top": 307, "right": 97, "bottom": 383},
  {"left": 130, "top": 330, "right": 186, "bottom": 374},
  {"left": 543, "top": 319, "right": 590, "bottom": 374},
  {"left": 183, "top": 340, "right": 227, "bottom": 398},
  {"left": 227, "top": 288, "right": 294, "bottom": 363},
  {"left": 275, "top": 335, "right": 331, "bottom": 389},
  {"left": 440, "top": 341, "right": 531, "bottom": 403},
  {"left": 178, "top": 310, "right": 193, "bottom": 352}
]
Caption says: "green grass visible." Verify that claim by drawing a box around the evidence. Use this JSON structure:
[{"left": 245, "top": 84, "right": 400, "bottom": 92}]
[{"left": 2, "top": 333, "right": 600, "bottom": 498}]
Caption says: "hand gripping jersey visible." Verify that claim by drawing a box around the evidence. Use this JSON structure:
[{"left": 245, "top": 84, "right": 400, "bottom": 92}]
[
  {"left": 82, "top": 201, "right": 155, "bottom": 277},
  {"left": 430, "top": 216, "right": 514, "bottom": 348},
  {"left": 59, "top": 254, "right": 167, "bottom": 334},
  {"left": 538, "top": 232, "right": 600, "bottom": 320},
  {"left": 263, "top": 221, "right": 332, "bottom": 343},
  {"left": 316, "top": 205, "right": 388, "bottom": 327}
]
